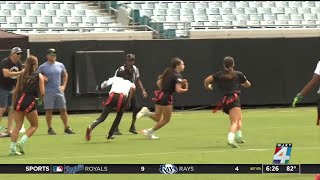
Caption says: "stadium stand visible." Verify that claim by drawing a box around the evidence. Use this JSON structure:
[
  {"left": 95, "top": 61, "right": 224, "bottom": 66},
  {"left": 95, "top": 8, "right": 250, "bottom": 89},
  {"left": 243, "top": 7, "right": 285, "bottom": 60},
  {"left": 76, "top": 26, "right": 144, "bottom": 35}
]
[
  {"left": 116, "top": 1, "right": 320, "bottom": 38},
  {"left": 0, "top": 1, "right": 125, "bottom": 33},
  {"left": 0, "top": 1, "right": 319, "bottom": 39}
]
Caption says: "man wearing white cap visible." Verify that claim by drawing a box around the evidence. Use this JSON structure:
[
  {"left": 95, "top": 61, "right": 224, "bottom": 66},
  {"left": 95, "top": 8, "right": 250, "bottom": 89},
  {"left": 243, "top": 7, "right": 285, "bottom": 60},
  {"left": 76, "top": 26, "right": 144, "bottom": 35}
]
[{"left": 0, "top": 47, "right": 25, "bottom": 137}]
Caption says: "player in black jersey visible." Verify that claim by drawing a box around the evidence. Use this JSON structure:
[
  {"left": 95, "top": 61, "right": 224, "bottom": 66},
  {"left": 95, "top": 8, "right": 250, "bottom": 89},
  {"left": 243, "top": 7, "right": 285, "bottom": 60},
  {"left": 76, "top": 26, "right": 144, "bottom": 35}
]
[
  {"left": 204, "top": 56, "right": 251, "bottom": 148},
  {"left": 137, "top": 57, "right": 188, "bottom": 139},
  {"left": 9, "top": 55, "right": 45, "bottom": 155}
]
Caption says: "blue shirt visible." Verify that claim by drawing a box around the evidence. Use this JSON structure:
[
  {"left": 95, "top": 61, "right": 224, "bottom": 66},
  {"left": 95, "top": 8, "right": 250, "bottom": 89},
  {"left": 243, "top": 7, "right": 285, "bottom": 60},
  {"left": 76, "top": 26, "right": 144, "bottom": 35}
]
[{"left": 38, "top": 61, "right": 66, "bottom": 93}]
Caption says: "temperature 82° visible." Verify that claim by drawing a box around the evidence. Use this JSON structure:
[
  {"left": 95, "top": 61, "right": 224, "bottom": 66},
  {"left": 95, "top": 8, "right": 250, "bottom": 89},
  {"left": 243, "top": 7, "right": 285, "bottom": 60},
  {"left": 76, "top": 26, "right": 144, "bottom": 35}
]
[{"left": 286, "top": 165, "right": 298, "bottom": 172}]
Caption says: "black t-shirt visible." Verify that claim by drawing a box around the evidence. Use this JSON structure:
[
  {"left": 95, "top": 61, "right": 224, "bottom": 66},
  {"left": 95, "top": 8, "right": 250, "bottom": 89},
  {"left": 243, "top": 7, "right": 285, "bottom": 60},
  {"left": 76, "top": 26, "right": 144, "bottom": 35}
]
[
  {"left": 20, "top": 72, "right": 40, "bottom": 97},
  {"left": 0, "top": 57, "right": 22, "bottom": 91},
  {"left": 161, "top": 71, "right": 183, "bottom": 94},
  {"left": 212, "top": 70, "right": 247, "bottom": 96}
]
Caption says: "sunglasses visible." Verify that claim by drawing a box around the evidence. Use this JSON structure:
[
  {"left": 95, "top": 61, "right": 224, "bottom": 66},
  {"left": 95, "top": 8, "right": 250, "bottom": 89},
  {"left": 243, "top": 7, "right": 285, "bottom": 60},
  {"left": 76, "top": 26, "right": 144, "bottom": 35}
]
[
  {"left": 16, "top": 53, "right": 22, "bottom": 55},
  {"left": 48, "top": 53, "right": 57, "bottom": 56}
]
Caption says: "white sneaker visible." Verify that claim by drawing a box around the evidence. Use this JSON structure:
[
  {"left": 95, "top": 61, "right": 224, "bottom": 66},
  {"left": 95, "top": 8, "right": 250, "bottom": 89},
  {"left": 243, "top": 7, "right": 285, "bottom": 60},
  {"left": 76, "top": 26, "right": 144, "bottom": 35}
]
[
  {"left": 19, "top": 125, "right": 26, "bottom": 133},
  {"left": 136, "top": 107, "right": 150, "bottom": 120},
  {"left": 142, "top": 129, "right": 159, "bottom": 140}
]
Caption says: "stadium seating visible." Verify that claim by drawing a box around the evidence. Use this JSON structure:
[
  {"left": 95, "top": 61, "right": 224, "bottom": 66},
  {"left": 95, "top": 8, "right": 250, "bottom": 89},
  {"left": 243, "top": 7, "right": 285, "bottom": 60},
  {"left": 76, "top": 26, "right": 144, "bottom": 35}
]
[
  {"left": 118, "top": 1, "right": 320, "bottom": 38},
  {"left": 0, "top": 1, "right": 118, "bottom": 33},
  {"left": 1, "top": 1, "right": 319, "bottom": 37}
]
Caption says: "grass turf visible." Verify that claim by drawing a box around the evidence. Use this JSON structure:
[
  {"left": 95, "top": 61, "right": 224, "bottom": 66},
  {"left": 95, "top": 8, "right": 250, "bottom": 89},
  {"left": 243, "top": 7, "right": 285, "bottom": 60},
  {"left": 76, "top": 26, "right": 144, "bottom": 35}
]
[{"left": 0, "top": 107, "right": 319, "bottom": 180}]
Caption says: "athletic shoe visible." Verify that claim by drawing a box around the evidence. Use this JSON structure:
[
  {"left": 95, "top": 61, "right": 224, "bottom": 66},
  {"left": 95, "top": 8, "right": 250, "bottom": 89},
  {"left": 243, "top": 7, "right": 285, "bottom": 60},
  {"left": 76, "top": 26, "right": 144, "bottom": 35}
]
[
  {"left": 19, "top": 126, "right": 26, "bottom": 133},
  {"left": 227, "top": 141, "right": 240, "bottom": 148},
  {"left": 235, "top": 137, "right": 246, "bottom": 144},
  {"left": 0, "top": 132, "right": 10, "bottom": 138},
  {"left": 142, "top": 129, "right": 159, "bottom": 139},
  {"left": 136, "top": 107, "right": 150, "bottom": 120},
  {"left": 16, "top": 143, "right": 25, "bottom": 155},
  {"left": 107, "top": 135, "right": 115, "bottom": 139},
  {"left": 129, "top": 126, "right": 138, "bottom": 134},
  {"left": 9, "top": 151, "right": 22, "bottom": 156},
  {"left": 48, "top": 128, "right": 56, "bottom": 135},
  {"left": 85, "top": 126, "right": 91, "bottom": 142},
  {"left": 113, "top": 128, "right": 122, "bottom": 135},
  {"left": 64, "top": 127, "right": 75, "bottom": 134}
]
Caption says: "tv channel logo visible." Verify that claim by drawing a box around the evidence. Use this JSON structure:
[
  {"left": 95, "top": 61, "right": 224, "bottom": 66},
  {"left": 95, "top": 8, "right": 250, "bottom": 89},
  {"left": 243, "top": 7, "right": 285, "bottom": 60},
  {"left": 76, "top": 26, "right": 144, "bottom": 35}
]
[
  {"left": 273, "top": 143, "right": 292, "bottom": 164},
  {"left": 159, "top": 164, "right": 178, "bottom": 174},
  {"left": 52, "top": 165, "right": 64, "bottom": 173}
]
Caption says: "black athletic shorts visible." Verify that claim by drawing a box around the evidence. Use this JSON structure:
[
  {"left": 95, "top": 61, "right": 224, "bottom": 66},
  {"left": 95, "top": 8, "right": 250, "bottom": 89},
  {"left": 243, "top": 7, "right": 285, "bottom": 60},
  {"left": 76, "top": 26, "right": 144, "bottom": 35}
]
[
  {"left": 14, "top": 93, "right": 37, "bottom": 113},
  {"left": 152, "top": 90, "right": 173, "bottom": 106},
  {"left": 222, "top": 94, "right": 241, "bottom": 114}
]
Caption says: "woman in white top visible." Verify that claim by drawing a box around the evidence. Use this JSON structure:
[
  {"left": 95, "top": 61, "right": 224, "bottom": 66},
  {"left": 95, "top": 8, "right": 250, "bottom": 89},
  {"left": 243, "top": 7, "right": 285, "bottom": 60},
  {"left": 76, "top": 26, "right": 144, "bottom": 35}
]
[{"left": 85, "top": 69, "right": 136, "bottom": 141}]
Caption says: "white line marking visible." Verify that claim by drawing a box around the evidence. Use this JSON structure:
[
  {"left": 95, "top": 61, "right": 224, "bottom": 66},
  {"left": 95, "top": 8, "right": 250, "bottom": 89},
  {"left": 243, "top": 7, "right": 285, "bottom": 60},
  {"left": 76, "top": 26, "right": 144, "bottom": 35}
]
[
  {"left": 13, "top": 146, "right": 320, "bottom": 161},
  {"left": 246, "top": 149, "right": 268, "bottom": 151}
]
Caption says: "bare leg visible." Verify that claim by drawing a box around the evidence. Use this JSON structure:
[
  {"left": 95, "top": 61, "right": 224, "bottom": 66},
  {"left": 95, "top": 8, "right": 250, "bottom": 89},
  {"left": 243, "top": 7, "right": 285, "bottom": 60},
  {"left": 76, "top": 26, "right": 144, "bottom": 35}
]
[
  {"left": 60, "top": 109, "right": 68, "bottom": 129},
  {"left": 0, "top": 107, "right": 6, "bottom": 130},
  {"left": 227, "top": 107, "right": 242, "bottom": 148},
  {"left": 9, "top": 111, "right": 24, "bottom": 154},
  {"left": 152, "top": 105, "right": 172, "bottom": 131},
  {"left": 7, "top": 107, "right": 14, "bottom": 133},
  {"left": 148, "top": 105, "right": 162, "bottom": 122},
  {"left": 45, "top": 109, "right": 53, "bottom": 129},
  {"left": 25, "top": 110, "right": 39, "bottom": 138},
  {"left": 10, "top": 112, "right": 24, "bottom": 143}
]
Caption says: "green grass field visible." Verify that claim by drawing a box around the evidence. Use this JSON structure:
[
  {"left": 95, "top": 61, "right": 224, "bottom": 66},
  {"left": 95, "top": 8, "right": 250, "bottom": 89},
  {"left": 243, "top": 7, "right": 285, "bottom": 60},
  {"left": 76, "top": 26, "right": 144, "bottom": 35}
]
[{"left": 0, "top": 107, "right": 319, "bottom": 180}]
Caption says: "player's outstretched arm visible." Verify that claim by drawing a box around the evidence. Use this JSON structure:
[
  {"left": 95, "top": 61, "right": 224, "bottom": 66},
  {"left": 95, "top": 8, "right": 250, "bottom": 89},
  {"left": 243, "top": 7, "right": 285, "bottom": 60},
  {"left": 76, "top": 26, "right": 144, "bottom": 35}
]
[{"left": 292, "top": 73, "right": 320, "bottom": 107}]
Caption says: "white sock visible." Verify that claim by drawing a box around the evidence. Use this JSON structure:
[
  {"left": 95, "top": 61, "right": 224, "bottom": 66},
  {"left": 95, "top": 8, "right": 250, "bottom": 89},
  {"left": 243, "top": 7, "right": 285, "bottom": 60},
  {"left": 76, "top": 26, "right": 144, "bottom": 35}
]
[
  {"left": 228, "top": 132, "right": 235, "bottom": 143},
  {"left": 236, "top": 130, "right": 242, "bottom": 138},
  {"left": 148, "top": 128, "right": 154, "bottom": 134},
  {"left": 145, "top": 111, "right": 153, "bottom": 116},
  {"left": 10, "top": 142, "right": 17, "bottom": 152},
  {"left": 18, "top": 134, "right": 29, "bottom": 146}
]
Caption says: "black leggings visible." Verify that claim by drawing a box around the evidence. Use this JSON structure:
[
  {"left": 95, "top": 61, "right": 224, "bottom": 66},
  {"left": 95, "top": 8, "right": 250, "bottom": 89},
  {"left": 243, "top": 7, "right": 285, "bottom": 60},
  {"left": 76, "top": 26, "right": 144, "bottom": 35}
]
[
  {"left": 91, "top": 93, "right": 128, "bottom": 136},
  {"left": 131, "top": 95, "right": 139, "bottom": 121},
  {"left": 115, "top": 95, "right": 139, "bottom": 129}
]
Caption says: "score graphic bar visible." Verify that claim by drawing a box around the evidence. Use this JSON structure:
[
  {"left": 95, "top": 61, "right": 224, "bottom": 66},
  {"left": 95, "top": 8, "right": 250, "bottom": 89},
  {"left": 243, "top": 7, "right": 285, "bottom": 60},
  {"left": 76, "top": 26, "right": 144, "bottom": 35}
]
[{"left": 0, "top": 164, "right": 319, "bottom": 174}]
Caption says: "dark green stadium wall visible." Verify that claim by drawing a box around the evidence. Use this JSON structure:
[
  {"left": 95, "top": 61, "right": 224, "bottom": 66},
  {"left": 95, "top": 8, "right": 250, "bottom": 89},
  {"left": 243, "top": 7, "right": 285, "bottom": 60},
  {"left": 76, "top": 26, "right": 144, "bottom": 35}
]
[{"left": 29, "top": 38, "right": 320, "bottom": 111}]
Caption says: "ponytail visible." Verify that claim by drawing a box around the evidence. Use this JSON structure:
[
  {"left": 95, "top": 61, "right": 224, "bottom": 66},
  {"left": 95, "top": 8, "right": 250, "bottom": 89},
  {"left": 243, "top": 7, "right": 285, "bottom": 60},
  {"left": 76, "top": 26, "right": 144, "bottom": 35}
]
[
  {"left": 17, "top": 55, "right": 38, "bottom": 94},
  {"left": 158, "top": 68, "right": 173, "bottom": 89}
]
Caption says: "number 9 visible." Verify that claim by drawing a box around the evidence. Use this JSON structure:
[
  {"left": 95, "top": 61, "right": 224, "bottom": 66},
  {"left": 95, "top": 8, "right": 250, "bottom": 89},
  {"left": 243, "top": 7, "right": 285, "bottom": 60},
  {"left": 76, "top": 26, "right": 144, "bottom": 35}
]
[{"left": 141, "top": 166, "right": 145, "bottom": 171}]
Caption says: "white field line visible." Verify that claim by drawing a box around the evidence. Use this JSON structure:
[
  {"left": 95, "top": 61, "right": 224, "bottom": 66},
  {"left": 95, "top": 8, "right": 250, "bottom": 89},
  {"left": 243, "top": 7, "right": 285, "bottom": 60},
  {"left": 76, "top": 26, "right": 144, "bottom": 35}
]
[{"left": 14, "top": 146, "right": 320, "bottom": 161}]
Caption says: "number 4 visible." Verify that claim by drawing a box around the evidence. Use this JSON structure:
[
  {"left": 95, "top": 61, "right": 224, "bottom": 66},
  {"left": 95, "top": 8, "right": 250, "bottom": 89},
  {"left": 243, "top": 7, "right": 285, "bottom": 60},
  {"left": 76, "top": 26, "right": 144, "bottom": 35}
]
[
  {"left": 235, "top": 166, "right": 239, "bottom": 171},
  {"left": 273, "top": 148, "right": 290, "bottom": 163}
]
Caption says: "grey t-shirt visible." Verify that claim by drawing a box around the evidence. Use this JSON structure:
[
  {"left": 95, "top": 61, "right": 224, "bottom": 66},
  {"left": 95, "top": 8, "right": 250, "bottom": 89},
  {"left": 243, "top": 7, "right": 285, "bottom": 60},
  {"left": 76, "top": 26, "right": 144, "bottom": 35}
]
[{"left": 38, "top": 61, "right": 66, "bottom": 93}]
